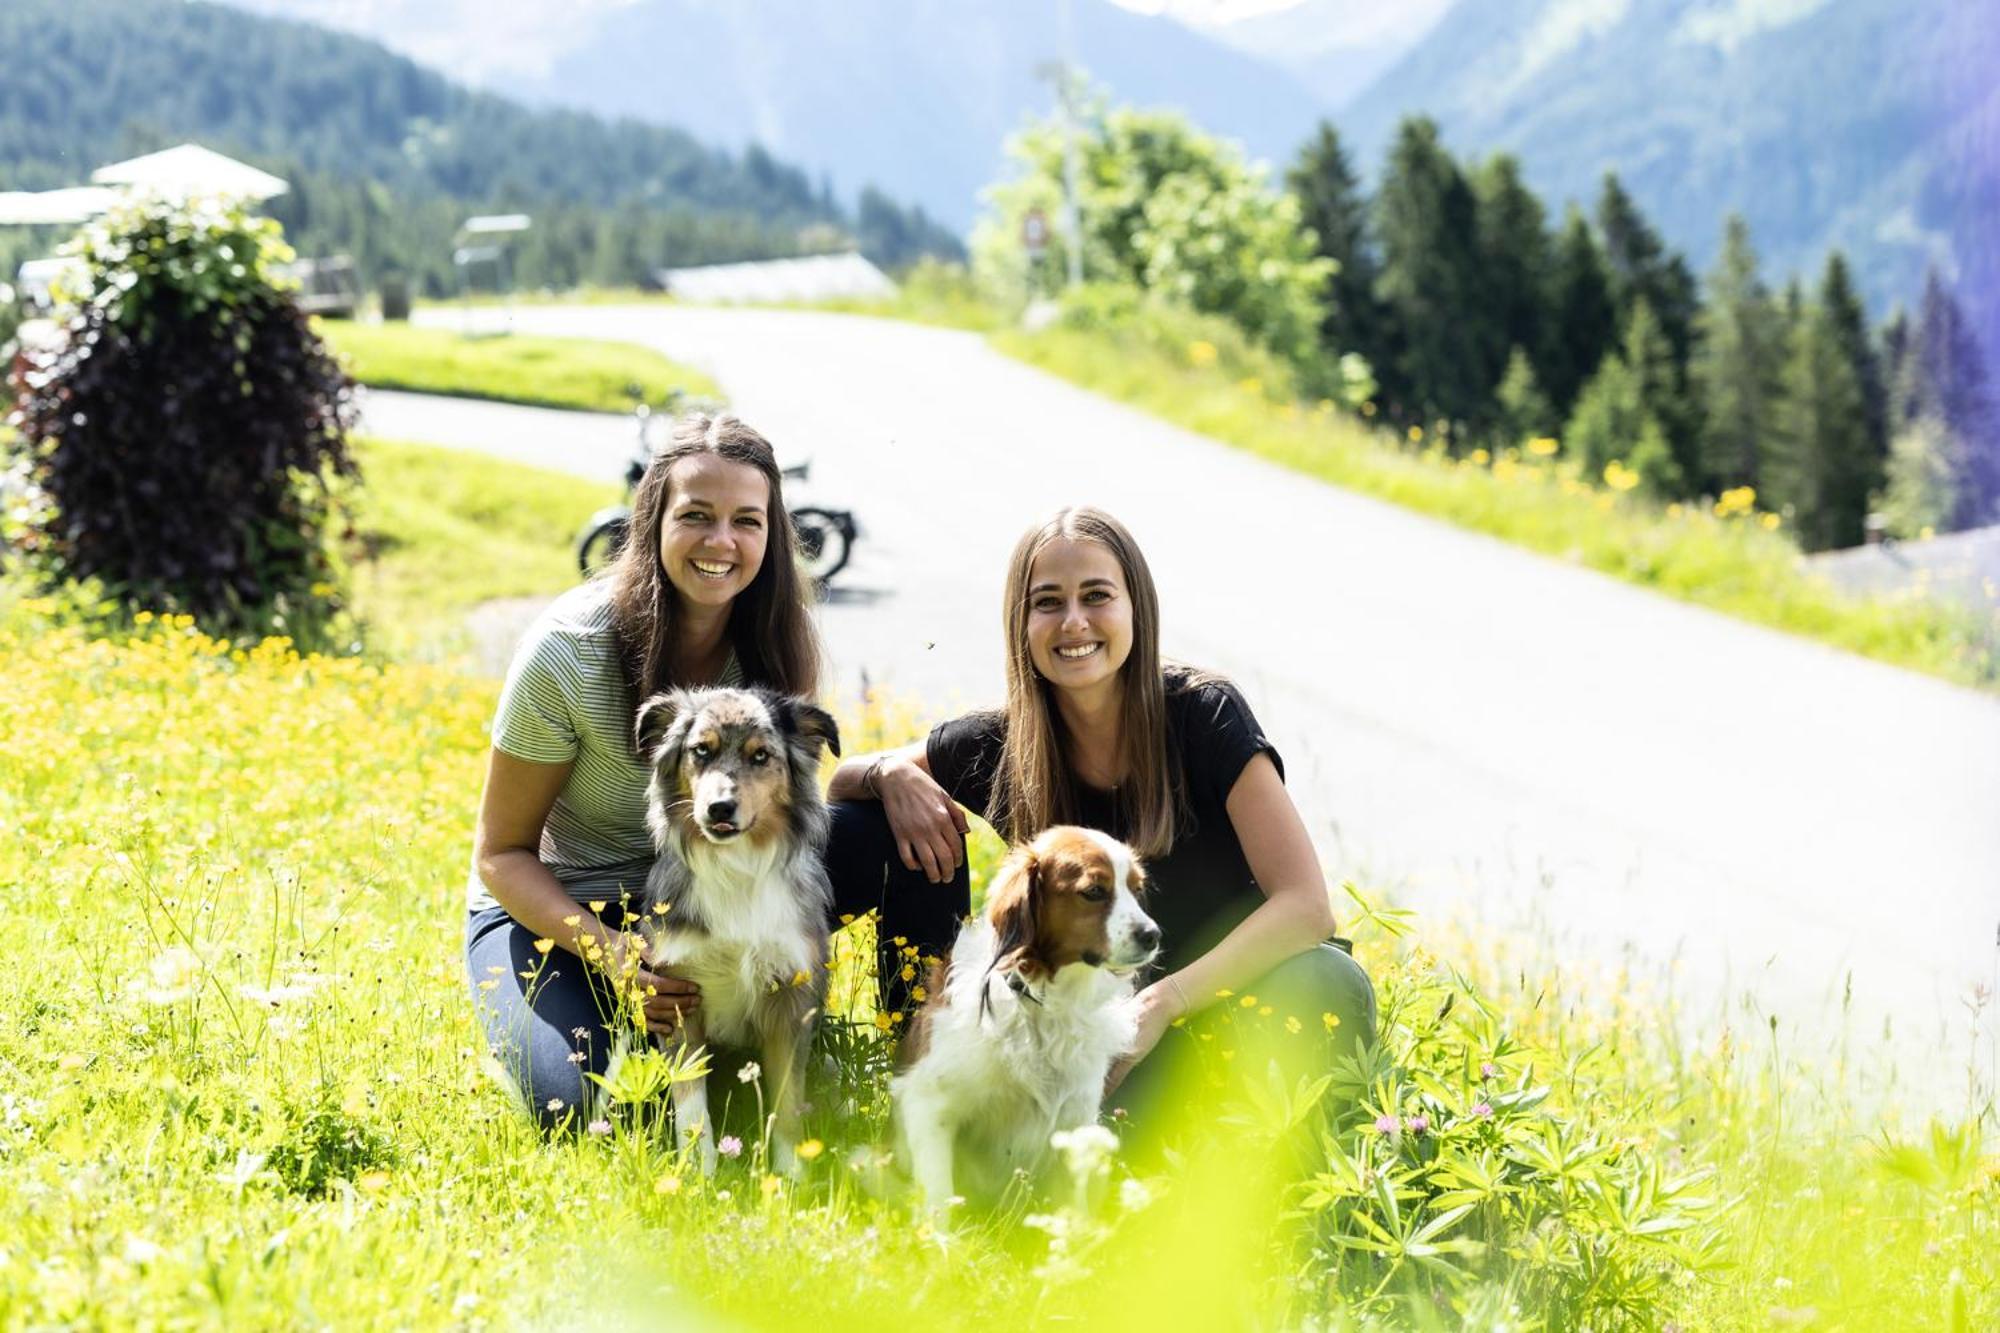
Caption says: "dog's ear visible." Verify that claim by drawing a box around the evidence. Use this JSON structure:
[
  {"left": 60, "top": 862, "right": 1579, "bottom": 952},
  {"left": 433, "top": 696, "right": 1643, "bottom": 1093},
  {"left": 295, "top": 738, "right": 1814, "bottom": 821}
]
[
  {"left": 783, "top": 699, "right": 841, "bottom": 759},
  {"left": 985, "top": 845, "right": 1042, "bottom": 977},
  {"left": 634, "top": 691, "right": 686, "bottom": 760}
]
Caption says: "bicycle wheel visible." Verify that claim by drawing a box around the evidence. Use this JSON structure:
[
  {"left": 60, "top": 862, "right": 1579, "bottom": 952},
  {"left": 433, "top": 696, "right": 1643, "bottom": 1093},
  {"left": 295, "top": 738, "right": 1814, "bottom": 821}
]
[
  {"left": 576, "top": 511, "right": 631, "bottom": 576},
  {"left": 791, "top": 507, "right": 852, "bottom": 586}
]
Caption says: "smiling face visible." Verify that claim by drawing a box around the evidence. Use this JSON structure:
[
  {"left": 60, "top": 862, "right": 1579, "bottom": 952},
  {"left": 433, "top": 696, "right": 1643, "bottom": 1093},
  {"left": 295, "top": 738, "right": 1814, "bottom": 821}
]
[
  {"left": 657, "top": 453, "right": 770, "bottom": 611},
  {"left": 1024, "top": 536, "right": 1134, "bottom": 699}
]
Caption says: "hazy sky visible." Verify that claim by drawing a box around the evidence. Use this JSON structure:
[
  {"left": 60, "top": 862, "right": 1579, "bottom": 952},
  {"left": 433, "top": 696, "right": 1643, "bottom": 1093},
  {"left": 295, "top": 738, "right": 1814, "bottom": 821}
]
[{"left": 1107, "top": 0, "right": 1307, "bottom": 20}]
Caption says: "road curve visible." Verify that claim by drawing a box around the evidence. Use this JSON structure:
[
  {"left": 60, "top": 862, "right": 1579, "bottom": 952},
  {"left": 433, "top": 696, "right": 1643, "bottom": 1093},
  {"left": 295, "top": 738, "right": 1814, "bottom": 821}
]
[{"left": 383, "top": 304, "right": 2000, "bottom": 1083}]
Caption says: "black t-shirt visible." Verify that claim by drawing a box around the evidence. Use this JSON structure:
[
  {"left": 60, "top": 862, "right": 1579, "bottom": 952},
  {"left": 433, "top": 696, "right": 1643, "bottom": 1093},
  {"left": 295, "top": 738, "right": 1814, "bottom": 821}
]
[{"left": 926, "top": 670, "right": 1283, "bottom": 973}]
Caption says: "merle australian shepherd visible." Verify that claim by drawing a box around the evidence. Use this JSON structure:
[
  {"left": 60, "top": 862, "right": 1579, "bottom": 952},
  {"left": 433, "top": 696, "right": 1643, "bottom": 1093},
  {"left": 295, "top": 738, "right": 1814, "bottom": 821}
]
[{"left": 635, "top": 686, "right": 840, "bottom": 1175}]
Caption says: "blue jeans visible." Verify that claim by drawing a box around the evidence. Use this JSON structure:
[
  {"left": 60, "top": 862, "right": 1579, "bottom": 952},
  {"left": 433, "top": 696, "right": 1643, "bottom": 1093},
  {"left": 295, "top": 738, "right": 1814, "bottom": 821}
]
[{"left": 465, "top": 801, "right": 970, "bottom": 1131}]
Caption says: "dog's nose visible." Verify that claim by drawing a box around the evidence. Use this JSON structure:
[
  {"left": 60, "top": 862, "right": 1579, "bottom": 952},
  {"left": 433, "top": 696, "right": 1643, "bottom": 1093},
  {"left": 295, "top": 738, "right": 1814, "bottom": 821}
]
[
  {"left": 706, "top": 798, "right": 737, "bottom": 824},
  {"left": 1133, "top": 920, "right": 1161, "bottom": 952}
]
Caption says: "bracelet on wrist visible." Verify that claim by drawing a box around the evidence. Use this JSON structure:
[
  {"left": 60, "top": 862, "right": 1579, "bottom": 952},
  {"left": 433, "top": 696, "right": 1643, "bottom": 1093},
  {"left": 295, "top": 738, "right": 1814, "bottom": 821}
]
[{"left": 861, "top": 755, "right": 890, "bottom": 798}]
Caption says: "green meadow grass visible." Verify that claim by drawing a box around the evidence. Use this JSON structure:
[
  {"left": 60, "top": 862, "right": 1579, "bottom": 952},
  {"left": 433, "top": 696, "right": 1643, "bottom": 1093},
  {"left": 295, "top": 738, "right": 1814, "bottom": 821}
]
[
  {"left": 317, "top": 319, "right": 722, "bottom": 414},
  {"left": 342, "top": 437, "right": 615, "bottom": 659},
  {"left": 1, "top": 442, "right": 1990, "bottom": 1329}
]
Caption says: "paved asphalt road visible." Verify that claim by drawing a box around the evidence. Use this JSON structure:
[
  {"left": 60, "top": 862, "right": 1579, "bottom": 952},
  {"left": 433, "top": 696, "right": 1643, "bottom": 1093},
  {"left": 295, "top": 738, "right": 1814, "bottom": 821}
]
[{"left": 364, "top": 304, "right": 2000, "bottom": 1091}]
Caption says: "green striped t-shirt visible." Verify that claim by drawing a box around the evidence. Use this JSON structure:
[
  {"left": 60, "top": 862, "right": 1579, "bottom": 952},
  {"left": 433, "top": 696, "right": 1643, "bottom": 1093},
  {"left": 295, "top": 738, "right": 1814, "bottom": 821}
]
[{"left": 465, "top": 579, "right": 743, "bottom": 912}]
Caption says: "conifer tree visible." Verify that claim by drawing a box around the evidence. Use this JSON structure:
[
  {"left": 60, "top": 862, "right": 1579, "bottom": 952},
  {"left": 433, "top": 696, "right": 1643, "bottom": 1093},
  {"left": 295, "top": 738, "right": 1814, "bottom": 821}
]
[
  {"left": 1542, "top": 207, "right": 1618, "bottom": 422},
  {"left": 1882, "top": 305, "right": 1914, "bottom": 424},
  {"left": 1769, "top": 257, "right": 1878, "bottom": 551},
  {"left": 1820, "top": 252, "right": 1888, "bottom": 493},
  {"left": 1288, "top": 121, "right": 1395, "bottom": 402},
  {"left": 1564, "top": 299, "right": 1686, "bottom": 495},
  {"left": 1494, "top": 346, "right": 1556, "bottom": 447},
  {"left": 1596, "top": 173, "right": 1701, "bottom": 470},
  {"left": 1473, "top": 154, "right": 1551, "bottom": 395},
  {"left": 1373, "top": 116, "right": 1496, "bottom": 440},
  {"left": 1564, "top": 352, "right": 1640, "bottom": 481},
  {"left": 1691, "top": 215, "right": 1784, "bottom": 494},
  {"left": 1882, "top": 416, "right": 1959, "bottom": 538},
  {"left": 1892, "top": 269, "right": 2000, "bottom": 529},
  {"left": 1596, "top": 174, "right": 1699, "bottom": 366}
]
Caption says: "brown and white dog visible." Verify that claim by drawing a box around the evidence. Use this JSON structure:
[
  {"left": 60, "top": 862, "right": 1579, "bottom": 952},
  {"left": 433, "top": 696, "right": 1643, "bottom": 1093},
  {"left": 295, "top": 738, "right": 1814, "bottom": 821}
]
[
  {"left": 635, "top": 686, "right": 840, "bottom": 1175},
  {"left": 893, "top": 825, "right": 1161, "bottom": 1212}
]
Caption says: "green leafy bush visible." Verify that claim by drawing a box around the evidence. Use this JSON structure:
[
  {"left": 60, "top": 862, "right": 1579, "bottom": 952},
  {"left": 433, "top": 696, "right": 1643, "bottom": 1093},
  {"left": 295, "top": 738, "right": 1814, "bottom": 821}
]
[
  {"left": 976, "top": 103, "right": 1330, "bottom": 367},
  {"left": 8, "top": 195, "right": 357, "bottom": 639}
]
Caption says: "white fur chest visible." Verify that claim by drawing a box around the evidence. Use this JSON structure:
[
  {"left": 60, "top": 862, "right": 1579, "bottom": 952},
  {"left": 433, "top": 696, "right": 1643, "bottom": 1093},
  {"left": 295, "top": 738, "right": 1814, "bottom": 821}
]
[
  {"left": 898, "top": 920, "right": 1141, "bottom": 1168},
  {"left": 644, "top": 840, "right": 819, "bottom": 1046}
]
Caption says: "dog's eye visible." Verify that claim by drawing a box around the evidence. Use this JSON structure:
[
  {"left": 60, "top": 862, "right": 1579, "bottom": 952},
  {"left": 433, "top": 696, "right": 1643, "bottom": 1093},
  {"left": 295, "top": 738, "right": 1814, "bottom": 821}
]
[
  {"left": 1079, "top": 885, "right": 1111, "bottom": 903},
  {"left": 748, "top": 750, "right": 772, "bottom": 767},
  {"left": 690, "top": 743, "right": 712, "bottom": 761}
]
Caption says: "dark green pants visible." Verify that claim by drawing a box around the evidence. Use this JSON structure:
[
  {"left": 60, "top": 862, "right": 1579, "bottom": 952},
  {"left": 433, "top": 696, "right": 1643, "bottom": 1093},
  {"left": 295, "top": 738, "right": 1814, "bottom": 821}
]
[{"left": 1109, "top": 940, "right": 1377, "bottom": 1140}]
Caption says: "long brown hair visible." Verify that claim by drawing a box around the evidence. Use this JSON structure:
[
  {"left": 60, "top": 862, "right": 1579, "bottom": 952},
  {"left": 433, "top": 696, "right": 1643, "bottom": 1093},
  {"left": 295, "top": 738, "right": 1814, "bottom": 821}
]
[
  {"left": 990, "top": 506, "right": 1186, "bottom": 857},
  {"left": 605, "top": 413, "right": 820, "bottom": 727}
]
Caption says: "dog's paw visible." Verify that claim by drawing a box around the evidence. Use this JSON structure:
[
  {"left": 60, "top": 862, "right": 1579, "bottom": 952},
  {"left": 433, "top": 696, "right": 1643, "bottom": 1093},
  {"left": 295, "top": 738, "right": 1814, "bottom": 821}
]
[
  {"left": 772, "top": 1140, "right": 800, "bottom": 1179},
  {"left": 919, "top": 1196, "right": 965, "bottom": 1244}
]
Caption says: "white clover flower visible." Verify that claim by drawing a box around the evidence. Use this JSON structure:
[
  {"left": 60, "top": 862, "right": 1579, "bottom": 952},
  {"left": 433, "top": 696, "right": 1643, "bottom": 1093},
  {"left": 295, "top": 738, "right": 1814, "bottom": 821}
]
[
  {"left": 1119, "top": 1177, "right": 1154, "bottom": 1212},
  {"left": 131, "top": 947, "right": 204, "bottom": 1005},
  {"left": 737, "top": 1062, "right": 761, "bottom": 1083},
  {"left": 1050, "top": 1124, "right": 1119, "bottom": 1178}
]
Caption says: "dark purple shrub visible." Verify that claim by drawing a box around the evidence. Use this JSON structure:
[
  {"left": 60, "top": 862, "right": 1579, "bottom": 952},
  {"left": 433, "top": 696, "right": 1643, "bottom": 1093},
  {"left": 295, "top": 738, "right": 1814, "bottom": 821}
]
[{"left": 8, "top": 196, "right": 358, "bottom": 636}]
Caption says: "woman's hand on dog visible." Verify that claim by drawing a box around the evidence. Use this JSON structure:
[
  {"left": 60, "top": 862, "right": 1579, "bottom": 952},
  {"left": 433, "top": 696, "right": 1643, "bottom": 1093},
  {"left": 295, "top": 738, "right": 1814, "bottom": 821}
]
[
  {"left": 1106, "top": 979, "right": 1184, "bottom": 1094},
  {"left": 600, "top": 933, "right": 701, "bottom": 1037},
  {"left": 878, "top": 757, "right": 969, "bottom": 885}
]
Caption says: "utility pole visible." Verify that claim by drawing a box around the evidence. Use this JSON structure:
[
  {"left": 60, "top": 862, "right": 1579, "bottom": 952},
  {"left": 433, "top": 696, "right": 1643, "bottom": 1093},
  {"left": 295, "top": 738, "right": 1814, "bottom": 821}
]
[{"left": 1046, "top": 0, "right": 1084, "bottom": 290}]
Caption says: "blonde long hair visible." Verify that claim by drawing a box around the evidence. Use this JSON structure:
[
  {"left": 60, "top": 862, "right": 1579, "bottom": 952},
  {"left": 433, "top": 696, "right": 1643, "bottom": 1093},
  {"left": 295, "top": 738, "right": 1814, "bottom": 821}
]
[{"left": 991, "top": 506, "right": 1186, "bottom": 857}]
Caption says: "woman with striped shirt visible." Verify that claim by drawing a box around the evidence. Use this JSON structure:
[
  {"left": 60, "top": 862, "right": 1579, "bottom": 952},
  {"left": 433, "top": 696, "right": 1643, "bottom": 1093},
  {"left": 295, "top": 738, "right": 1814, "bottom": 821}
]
[{"left": 464, "top": 413, "right": 965, "bottom": 1129}]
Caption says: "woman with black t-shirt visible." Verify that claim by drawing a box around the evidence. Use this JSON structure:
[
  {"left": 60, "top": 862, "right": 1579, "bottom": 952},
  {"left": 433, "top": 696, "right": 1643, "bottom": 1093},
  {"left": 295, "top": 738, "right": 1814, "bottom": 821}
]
[{"left": 828, "top": 505, "right": 1375, "bottom": 1095}]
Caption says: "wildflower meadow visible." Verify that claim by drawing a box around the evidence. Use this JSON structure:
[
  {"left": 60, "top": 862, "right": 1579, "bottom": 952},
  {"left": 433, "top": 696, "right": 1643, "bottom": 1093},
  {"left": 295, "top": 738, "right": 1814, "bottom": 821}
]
[{"left": 1, "top": 439, "right": 1994, "bottom": 1328}]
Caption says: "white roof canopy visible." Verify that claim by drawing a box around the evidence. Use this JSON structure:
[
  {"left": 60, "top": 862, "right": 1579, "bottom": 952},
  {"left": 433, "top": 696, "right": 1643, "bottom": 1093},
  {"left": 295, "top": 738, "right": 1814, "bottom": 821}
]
[
  {"left": 90, "top": 144, "right": 289, "bottom": 202},
  {"left": 656, "top": 252, "right": 897, "bottom": 304},
  {"left": 0, "top": 186, "right": 121, "bottom": 226}
]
